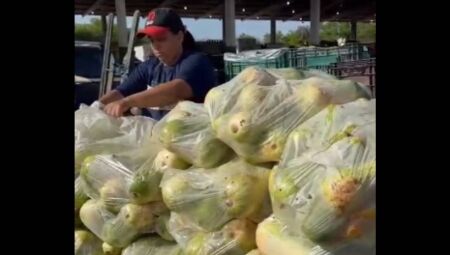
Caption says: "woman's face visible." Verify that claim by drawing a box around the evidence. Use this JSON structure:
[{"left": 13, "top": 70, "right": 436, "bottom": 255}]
[{"left": 150, "top": 30, "right": 184, "bottom": 65}]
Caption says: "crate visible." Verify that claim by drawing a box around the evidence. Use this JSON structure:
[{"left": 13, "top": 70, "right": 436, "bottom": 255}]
[
  {"left": 288, "top": 44, "right": 370, "bottom": 68},
  {"left": 224, "top": 49, "right": 290, "bottom": 80},
  {"left": 306, "top": 55, "right": 340, "bottom": 68}
]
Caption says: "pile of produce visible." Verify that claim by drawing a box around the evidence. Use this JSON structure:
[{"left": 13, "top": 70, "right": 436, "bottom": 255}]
[{"left": 74, "top": 67, "right": 375, "bottom": 255}]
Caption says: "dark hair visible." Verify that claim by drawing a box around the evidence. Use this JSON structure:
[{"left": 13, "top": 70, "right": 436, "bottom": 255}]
[
  {"left": 182, "top": 30, "right": 197, "bottom": 51},
  {"left": 168, "top": 26, "right": 197, "bottom": 51}
]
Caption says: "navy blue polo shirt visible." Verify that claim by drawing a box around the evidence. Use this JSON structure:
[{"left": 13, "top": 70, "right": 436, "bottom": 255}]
[{"left": 116, "top": 50, "right": 216, "bottom": 120}]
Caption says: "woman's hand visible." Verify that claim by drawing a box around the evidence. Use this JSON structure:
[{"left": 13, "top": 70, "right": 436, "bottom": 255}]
[{"left": 103, "top": 98, "right": 131, "bottom": 117}]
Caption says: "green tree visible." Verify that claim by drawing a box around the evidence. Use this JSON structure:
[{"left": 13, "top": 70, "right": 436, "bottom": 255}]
[
  {"left": 238, "top": 33, "right": 261, "bottom": 44},
  {"left": 239, "top": 33, "right": 255, "bottom": 39},
  {"left": 263, "top": 31, "right": 285, "bottom": 44},
  {"left": 319, "top": 21, "right": 375, "bottom": 43},
  {"left": 356, "top": 22, "right": 376, "bottom": 43},
  {"left": 75, "top": 18, "right": 119, "bottom": 44},
  {"left": 320, "top": 22, "right": 351, "bottom": 41},
  {"left": 263, "top": 27, "right": 309, "bottom": 47}
]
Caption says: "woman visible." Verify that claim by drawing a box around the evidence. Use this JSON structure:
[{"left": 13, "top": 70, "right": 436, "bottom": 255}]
[{"left": 99, "top": 8, "right": 216, "bottom": 120}]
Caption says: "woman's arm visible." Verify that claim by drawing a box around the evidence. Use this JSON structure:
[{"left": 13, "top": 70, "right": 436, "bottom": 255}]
[
  {"left": 104, "top": 79, "right": 192, "bottom": 117},
  {"left": 99, "top": 89, "right": 124, "bottom": 105},
  {"left": 126, "top": 78, "right": 192, "bottom": 108}
]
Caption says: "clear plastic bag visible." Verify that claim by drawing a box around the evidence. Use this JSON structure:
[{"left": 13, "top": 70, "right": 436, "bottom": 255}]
[
  {"left": 269, "top": 129, "right": 375, "bottom": 245},
  {"left": 75, "top": 104, "right": 123, "bottom": 143},
  {"left": 75, "top": 177, "right": 89, "bottom": 228},
  {"left": 256, "top": 215, "right": 375, "bottom": 255},
  {"left": 79, "top": 199, "right": 168, "bottom": 248},
  {"left": 122, "top": 236, "right": 182, "bottom": 255},
  {"left": 205, "top": 66, "right": 371, "bottom": 164},
  {"left": 154, "top": 101, "right": 235, "bottom": 168},
  {"left": 160, "top": 159, "right": 272, "bottom": 231},
  {"left": 80, "top": 155, "right": 134, "bottom": 213},
  {"left": 80, "top": 148, "right": 189, "bottom": 212},
  {"left": 168, "top": 212, "right": 257, "bottom": 255},
  {"left": 75, "top": 105, "right": 157, "bottom": 174},
  {"left": 280, "top": 99, "right": 375, "bottom": 166},
  {"left": 75, "top": 230, "right": 104, "bottom": 255}
]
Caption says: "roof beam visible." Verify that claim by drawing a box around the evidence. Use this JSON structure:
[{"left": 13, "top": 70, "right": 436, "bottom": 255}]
[
  {"left": 157, "top": 0, "right": 181, "bottom": 8},
  {"left": 83, "top": 0, "right": 106, "bottom": 16},
  {"left": 325, "top": 3, "right": 374, "bottom": 21},
  {"left": 247, "top": 4, "right": 282, "bottom": 20},
  {"left": 198, "top": 3, "right": 224, "bottom": 19},
  {"left": 284, "top": 0, "right": 342, "bottom": 21}
]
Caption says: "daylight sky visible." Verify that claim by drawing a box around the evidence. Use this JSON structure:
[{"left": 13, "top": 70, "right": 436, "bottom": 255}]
[{"left": 75, "top": 15, "right": 310, "bottom": 41}]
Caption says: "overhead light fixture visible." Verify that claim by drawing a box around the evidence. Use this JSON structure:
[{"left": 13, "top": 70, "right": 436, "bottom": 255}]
[
  {"left": 286, "top": 1, "right": 290, "bottom": 5},
  {"left": 292, "top": 10, "right": 295, "bottom": 14},
  {"left": 209, "top": 15, "right": 212, "bottom": 18},
  {"left": 299, "top": 17, "right": 302, "bottom": 21},
  {"left": 256, "top": 16, "right": 260, "bottom": 19},
  {"left": 336, "top": 11, "right": 340, "bottom": 15},
  {"left": 184, "top": 6, "right": 187, "bottom": 10},
  {"left": 90, "top": 11, "right": 94, "bottom": 15},
  {"left": 242, "top": 8, "right": 246, "bottom": 12}
]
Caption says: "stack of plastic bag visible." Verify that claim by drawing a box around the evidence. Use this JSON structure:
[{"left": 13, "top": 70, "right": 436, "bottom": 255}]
[
  {"left": 77, "top": 147, "right": 191, "bottom": 248},
  {"left": 76, "top": 106, "right": 192, "bottom": 252},
  {"left": 160, "top": 159, "right": 272, "bottom": 232},
  {"left": 167, "top": 212, "right": 258, "bottom": 255},
  {"left": 75, "top": 66, "right": 375, "bottom": 255},
  {"left": 204, "top": 66, "right": 371, "bottom": 164},
  {"left": 75, "top": 105, "right": 157, "bottom": 175},
  {"left": 261, "top": 99, "right": 375, "bottom": 255},
  {"left": 154, "top": 101, "right": 235, "bottom": 168}
]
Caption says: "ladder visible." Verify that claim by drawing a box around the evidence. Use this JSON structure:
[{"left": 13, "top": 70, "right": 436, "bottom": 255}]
[{"left": 98, "top": 10, "right": 141, "bottom": 99}]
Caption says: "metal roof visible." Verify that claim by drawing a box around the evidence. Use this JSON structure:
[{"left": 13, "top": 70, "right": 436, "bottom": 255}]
[{"left": 75, "top": 0, "right": 376, "bottom": 22}]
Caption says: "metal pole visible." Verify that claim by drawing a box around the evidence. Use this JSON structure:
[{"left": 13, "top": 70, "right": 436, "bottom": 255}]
[
  {"left": 224, "top": 0, "right": 236, "bottom": 48},
  {"left": 309, "top": 0, "right": 321, "bottom": 45},
  {"left": 270, "top": 17, "right": 276, "bottom": 44},
  {"left": 122, "top": 10, "right": 141, "bottom": 83},
  {"left": 99, "top": 13, "right": 114, "bottom": 99}
]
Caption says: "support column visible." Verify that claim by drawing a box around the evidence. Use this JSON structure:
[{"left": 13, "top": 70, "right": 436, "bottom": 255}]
[
  {"left": 115, "top": 0, "right": 128, "bottom": 62},
  {"left": 223, "top": 0, "right": 236, "bottom": 49},
  {"left": 350, "top": 20, "right": 357, "bottom": 41},
  {"left": 101, "top": 14, "right": 107, "bottom": 43},
  {"left": 309, "top": 0, "right": 320, "bottom": 45},
  {"left": 270, "top": 17, "right": 276, "bottom": 44}
]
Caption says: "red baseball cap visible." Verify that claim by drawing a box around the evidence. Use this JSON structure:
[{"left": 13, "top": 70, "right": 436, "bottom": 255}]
[{"left": 137, "top": 8, "right": 185, "bottom": 38}]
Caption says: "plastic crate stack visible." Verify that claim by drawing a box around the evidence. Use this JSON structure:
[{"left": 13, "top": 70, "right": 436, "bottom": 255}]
[{"left": 223, "top": 43, "right": 371, "bottom": 81}]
